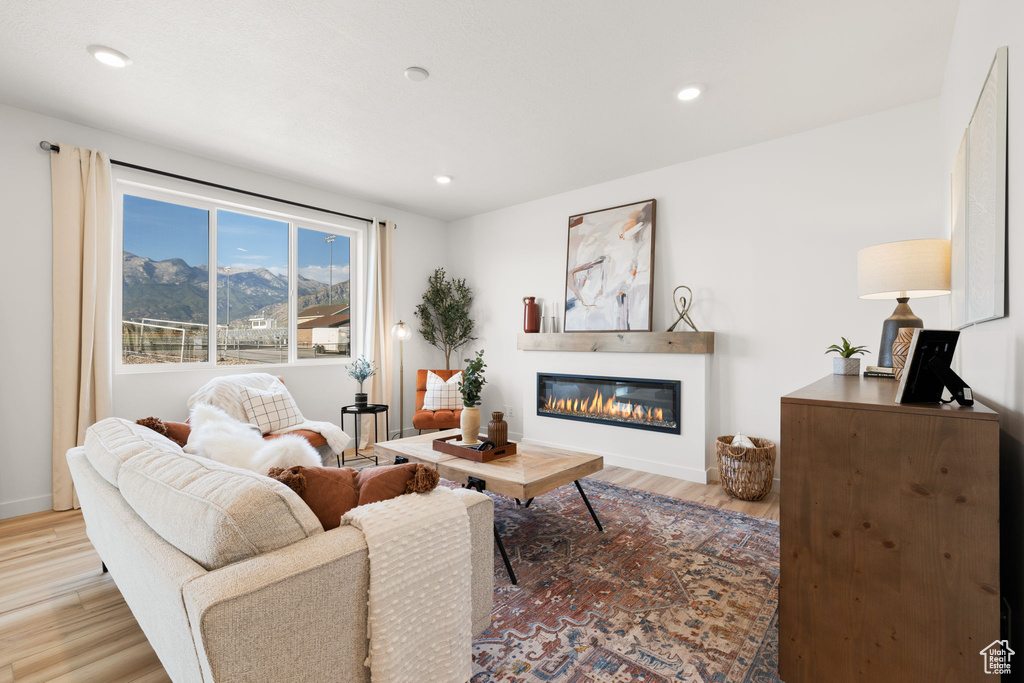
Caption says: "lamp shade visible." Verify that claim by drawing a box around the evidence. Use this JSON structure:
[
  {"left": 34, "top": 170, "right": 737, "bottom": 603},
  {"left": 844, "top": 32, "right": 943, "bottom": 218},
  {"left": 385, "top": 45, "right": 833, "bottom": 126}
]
[
  {"left": 857, "top": 238, "right": 951, "bottom": 300},
  {"left": 390, "top": 320, "right": 412, "bottom": 340}
]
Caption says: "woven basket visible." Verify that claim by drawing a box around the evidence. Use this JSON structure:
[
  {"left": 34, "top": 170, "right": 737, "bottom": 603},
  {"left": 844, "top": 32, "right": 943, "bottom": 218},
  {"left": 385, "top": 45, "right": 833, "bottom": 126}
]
[{"left": 716, "top": 435, "right": 777, "bottom": 501}]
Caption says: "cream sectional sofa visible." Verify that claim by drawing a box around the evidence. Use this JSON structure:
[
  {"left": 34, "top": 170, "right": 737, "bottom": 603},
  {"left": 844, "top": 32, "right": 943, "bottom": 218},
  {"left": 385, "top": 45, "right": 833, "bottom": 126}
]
[{"left": 67, "top": 417, "right": 494, "bottom": 683}]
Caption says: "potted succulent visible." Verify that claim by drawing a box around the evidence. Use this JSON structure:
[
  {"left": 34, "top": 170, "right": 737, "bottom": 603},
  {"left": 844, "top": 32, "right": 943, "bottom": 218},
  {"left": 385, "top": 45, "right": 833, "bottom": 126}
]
[
  {"left": 347, "top": 355, "right": 377, "bottom": 407},
  {"left": 458, "top": 350, "right": 487, "bottom": 444},
  {"left": 826, "top": 337, "right": 869, "bottom": 376}
]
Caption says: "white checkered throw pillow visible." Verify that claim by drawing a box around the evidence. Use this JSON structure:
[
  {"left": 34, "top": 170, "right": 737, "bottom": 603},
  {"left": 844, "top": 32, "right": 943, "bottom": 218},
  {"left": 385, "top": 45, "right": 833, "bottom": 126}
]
[
  {"left": 240, "top": 386, "right": 305, "bottom": 434},
  {"left": 422, "top": 371, "right": 463, "bottom": 411}
]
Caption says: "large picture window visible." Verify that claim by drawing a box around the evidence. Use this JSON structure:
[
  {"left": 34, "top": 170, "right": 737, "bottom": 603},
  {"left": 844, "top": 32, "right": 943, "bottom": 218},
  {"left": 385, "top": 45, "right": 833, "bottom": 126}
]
[
  {"left": 216, "top": 210, "right": 290, "bottom": 365},
  {"left": 297, "top": 227, "right": 351, "bottom": 358},
  {"left": 116, "top": 177, "right": 362, "bottom": 370},
  {"left": 122, "top": 196, "right": 210, "bottom": 364}
]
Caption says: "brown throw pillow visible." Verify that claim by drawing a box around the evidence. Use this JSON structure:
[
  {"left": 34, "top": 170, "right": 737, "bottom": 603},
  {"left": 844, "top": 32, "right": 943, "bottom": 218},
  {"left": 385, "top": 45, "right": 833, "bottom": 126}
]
[
  {"left": 162, "top": 421, "right": 192, "bottom": 448},
  {"left": 135, "top": 417, "right": 190, "bottom": 448},
  {"left": 267, "top": 464, "right": 440, "bottom": 530},
  {"left": 355, "top": 463, "right": 440, "bottom": 506},
  {"left": 267, "top": 466, "right": 359, "bottom": 530}
]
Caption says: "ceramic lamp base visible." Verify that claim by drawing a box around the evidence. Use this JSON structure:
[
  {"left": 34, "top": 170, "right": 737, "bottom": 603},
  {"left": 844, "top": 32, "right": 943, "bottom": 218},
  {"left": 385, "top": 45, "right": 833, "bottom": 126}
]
[{"left": 877, "top": 298, "right": 923, "bottom": 367}]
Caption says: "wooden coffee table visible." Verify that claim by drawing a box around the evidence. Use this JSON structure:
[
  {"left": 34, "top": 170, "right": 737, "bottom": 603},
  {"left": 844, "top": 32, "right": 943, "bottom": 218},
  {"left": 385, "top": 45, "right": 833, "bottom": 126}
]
[{"left": 374, "top": 430, "right": 604, "bottom": 584}]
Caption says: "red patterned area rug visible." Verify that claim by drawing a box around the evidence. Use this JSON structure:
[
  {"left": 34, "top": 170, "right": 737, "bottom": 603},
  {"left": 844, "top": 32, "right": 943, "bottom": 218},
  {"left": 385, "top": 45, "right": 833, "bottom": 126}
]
[{"left": 465, "top": 479, "right": 780, "bottom": 682}]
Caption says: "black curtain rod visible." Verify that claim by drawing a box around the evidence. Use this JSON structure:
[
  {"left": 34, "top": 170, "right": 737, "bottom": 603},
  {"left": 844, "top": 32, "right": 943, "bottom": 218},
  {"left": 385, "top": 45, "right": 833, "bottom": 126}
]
[{"left": 39, "top": 140, "right": 384, "bottom": 226}]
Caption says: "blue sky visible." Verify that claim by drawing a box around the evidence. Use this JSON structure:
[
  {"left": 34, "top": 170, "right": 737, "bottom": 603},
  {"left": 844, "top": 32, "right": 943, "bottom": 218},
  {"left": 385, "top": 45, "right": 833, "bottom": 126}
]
[{"left": 123, "top": 194, "right": 351, "bottom": 284}]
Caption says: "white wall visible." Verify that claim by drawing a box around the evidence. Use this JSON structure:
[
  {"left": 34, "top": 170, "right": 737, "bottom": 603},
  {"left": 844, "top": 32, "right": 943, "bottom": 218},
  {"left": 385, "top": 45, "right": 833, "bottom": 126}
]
[
  {"left": 939, "top": 0, "right": 1023, "bottom": 649},
  {"left": 447, "top": 99, "right": 943, "bottom": 479},
  {"left": 0, "top": 102, "right": 450, "bottom": 519}
]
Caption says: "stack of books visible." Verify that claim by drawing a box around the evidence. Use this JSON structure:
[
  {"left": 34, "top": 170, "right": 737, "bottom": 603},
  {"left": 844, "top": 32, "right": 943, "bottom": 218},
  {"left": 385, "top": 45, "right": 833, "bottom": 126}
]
[{"left": 863, "top": 366, "right": 897, "bottom": 379}]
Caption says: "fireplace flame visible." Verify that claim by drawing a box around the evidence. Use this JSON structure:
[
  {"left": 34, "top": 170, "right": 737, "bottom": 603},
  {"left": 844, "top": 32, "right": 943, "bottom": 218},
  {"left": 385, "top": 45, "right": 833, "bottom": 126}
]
[{"left": 543, "top": 388, "right": 665, "bottom": 424}]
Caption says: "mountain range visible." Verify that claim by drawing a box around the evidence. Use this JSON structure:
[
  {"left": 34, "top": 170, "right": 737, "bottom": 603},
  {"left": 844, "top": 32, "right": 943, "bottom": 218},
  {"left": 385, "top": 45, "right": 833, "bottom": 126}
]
[{"left": 122, "top": 252, "right": 349, "bottom": 325}]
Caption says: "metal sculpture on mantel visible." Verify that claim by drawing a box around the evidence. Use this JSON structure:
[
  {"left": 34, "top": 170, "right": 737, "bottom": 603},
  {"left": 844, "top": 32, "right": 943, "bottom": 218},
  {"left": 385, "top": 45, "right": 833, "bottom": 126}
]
[{"left": 666, "top": 285, "right": 699, "bottom": 332}]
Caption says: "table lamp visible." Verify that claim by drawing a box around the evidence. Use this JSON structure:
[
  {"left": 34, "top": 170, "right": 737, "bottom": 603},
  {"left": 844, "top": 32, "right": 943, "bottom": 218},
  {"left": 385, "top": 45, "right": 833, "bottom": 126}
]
[
  {"left": 857, "top": 238, "right": 950, "bottom": 367},
  {"left": 390, "top": 320, "right": 413, "bottom": 437}
]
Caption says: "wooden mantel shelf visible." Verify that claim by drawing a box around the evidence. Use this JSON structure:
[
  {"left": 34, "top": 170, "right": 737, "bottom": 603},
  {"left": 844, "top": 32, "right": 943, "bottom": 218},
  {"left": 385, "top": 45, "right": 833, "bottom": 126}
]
[{"left": 516, "top": 331, "right": 714, "bottom": 354}]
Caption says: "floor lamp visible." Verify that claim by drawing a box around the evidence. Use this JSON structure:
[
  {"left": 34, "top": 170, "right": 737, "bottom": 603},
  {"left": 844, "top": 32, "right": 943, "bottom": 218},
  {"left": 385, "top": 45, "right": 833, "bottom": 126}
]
[{"left": 390, "top": 320, "right": 412, "bottom": 438}]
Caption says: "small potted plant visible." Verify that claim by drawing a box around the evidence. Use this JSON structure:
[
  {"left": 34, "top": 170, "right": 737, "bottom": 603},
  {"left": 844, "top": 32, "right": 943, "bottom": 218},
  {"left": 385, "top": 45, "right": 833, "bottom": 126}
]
[
  {"left": 458, "top": 350, "right": 487, "bottom": 444},
  {"left": 347, "top": 355, "right": 377, "bottom": 407},
  {"left": 826, "top": 337, "right": 869, "bottom": 376}
]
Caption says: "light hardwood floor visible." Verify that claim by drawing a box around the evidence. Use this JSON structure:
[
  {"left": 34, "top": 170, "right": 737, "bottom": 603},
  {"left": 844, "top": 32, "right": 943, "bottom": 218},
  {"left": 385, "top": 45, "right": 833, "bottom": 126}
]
[{"left": 0, "top": 464, "right": 778, "bottom": 681}]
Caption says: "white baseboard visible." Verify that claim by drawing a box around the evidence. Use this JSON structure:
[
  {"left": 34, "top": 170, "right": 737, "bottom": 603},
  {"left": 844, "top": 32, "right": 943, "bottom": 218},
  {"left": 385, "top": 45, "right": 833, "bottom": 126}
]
[
  {"left": 603, "top": 452, "right": 708, "bottom": 483},
  {"left": 705, "top": 466, "right": 781, "bottom": 493},
  {"left": 521, "top": 437, "right": 708, "bottom": 484},
  {"left": 0, "top": 494, "right": 53, "bottom": 520}
]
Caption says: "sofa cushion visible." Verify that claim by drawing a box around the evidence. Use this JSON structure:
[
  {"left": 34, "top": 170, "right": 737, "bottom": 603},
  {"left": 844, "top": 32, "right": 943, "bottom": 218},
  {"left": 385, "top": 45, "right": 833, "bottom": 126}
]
[
  {"left": 265, "top": 429, "right": 328, "bottom": 449},
  {"left": 85, "top": 417, "right": 184, "bottom": 488},
  {"left": 118, "top": 449, "right": 323, "bottom": 570},
  {"left": 412, "top": 409, "right": 463, "bottom": 430}
]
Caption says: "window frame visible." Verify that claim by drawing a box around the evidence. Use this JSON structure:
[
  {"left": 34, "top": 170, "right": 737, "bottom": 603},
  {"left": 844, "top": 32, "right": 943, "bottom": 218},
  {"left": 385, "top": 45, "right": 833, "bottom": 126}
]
[{"left": 114, "top": 170, "right": 366, "bottom": 374}]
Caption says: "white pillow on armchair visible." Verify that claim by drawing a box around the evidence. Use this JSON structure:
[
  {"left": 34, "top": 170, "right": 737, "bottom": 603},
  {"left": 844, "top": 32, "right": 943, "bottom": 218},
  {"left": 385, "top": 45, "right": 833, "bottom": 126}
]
[{"left": 422, "top": 371, "right": 463, "bottom": 410}]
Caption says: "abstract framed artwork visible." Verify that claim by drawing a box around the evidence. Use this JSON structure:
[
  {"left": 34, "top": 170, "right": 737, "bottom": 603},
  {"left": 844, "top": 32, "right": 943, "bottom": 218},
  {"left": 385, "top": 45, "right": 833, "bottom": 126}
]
[
  {"left": 952, "top": 46, "right": 1008, "bottom": 328},
  {"left": 951, "top": 130, "right": 968, "bottom": 327},
  {"left": 564, "top": 199, "right": 656, "bottom": 332}
]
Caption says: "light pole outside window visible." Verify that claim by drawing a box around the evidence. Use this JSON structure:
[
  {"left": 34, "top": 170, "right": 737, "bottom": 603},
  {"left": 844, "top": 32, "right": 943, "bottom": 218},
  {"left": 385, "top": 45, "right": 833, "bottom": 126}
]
[{"left": 324, "top": 234, "right": 336, "bottom": 306}]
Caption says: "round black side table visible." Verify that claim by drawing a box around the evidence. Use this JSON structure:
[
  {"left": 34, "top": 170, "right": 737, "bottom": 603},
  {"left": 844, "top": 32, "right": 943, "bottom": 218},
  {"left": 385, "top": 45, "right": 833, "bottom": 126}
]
[{"left": 339, "top": 404, "right": 389, "bottom": 466}]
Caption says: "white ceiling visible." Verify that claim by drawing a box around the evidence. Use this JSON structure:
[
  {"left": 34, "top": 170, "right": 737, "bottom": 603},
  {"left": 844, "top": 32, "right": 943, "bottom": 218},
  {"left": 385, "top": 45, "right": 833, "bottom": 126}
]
[{"left": 0, "top": 1, "right": 959, "bottom": 221}]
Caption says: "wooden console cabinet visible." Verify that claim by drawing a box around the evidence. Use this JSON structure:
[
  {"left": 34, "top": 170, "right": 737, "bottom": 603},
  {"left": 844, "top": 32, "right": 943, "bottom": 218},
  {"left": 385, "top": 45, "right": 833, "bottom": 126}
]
[{"left": 780, "top": 375, "right": 1000, "bottom": 682}]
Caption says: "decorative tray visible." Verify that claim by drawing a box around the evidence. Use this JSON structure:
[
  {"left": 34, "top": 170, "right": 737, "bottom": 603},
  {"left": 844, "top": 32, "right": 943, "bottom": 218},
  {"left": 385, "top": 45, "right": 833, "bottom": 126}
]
[{"left": 432, "top": 434, "right": 518, "bottom": 462}]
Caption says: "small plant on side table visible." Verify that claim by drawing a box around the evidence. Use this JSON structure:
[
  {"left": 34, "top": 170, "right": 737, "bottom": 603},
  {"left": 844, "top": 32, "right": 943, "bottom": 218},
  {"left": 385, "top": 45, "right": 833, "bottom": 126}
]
[
  {"left": 458, "top": 350, "right": 487, "bottom": 444},
  {"left": 348, "top": 355, "right": 377, "bottom": 407},
  {"left": 826, "top": 337, "right": 868, "bottom": 376}
]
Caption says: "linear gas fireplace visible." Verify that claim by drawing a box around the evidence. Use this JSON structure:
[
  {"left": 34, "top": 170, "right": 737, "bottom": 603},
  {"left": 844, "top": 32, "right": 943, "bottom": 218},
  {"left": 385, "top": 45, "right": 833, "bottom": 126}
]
[{"left": 537, "top": 372, "right": 680, "bottom": 434}]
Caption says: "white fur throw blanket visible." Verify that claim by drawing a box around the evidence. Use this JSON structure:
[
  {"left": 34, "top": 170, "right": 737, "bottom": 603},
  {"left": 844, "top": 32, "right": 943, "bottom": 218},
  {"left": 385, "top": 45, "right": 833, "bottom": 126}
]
[
  {"left": 342, "top": 489, "right": 473, "bottom": 683},
  {"left": 187, "top": 373, "right": 352, "bottom": 455},
  {"left": 186, "top": 404, "right": 322, "bottom": 473}
]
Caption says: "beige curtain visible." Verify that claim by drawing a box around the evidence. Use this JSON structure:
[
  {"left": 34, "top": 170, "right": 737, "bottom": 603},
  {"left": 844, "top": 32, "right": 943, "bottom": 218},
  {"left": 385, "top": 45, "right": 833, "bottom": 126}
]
[
  {"left": 361, "top": 220, "right": 395, "bottom": 448},
  {"left": 51, "top": 144, "right": 114, "bottom": 510}
]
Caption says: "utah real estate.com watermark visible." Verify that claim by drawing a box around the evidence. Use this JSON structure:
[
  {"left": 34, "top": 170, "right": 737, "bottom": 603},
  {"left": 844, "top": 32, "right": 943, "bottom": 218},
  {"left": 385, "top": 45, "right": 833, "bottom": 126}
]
[{"left": 981, "top": 639, "right": 1014, "bottom": 675}]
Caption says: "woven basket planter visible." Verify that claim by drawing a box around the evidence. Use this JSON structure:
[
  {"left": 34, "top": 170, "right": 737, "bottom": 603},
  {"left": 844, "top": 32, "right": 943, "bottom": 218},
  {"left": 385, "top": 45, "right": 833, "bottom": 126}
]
[{"left": 716, "top": 435, "right": 777, "bottom": 501}]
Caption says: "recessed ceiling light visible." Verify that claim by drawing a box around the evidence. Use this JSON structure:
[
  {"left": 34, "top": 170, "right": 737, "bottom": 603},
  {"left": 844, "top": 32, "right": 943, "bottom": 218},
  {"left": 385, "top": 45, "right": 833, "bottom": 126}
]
[
  {"left": 676, "top": 84, "right": 704, "bottom": 101},
  {"left": 434, "top": 175, "right": 453, "bottom": 184},
  {"left": 87, "top": 45, "right": 132, "bottom": 68},
  {"left": 405, "top": 67, "right": 430, "bottom": 82}
]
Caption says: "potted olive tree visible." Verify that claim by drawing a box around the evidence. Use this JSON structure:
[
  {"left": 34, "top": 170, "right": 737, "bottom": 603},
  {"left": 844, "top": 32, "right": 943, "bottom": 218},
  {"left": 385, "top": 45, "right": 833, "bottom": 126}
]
[
  {"left": 415, "top": 268, "right": 476, "bottom": 370},
  {"left": 458, "top": 350, "right": 487, "bottom": 444},
  {"left": 826, "top": 337, "right": 869, "bottom": 376}
]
